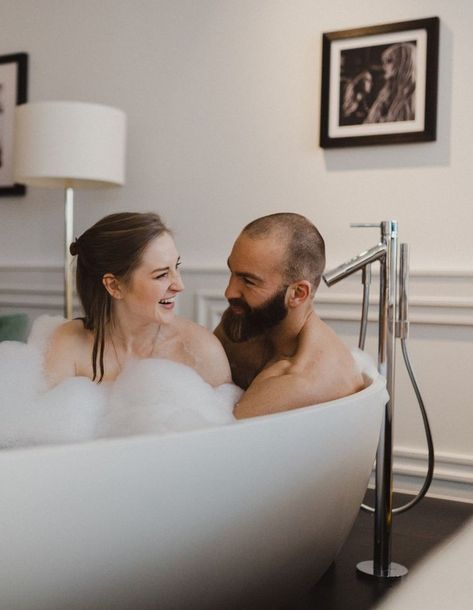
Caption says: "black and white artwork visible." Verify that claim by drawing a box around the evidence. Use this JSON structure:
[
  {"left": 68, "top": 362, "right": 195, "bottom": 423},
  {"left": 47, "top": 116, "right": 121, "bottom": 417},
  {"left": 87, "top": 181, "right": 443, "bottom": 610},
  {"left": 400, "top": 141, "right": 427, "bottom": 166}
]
[
  {"left": 339, "top": 41, "right": 417, "bottom": 126},
  {"left": 0, "top": 53, "right": 28, "bottom": 196},
  {"left": 320, "top": 18, "right": 439, "bottom": 148}
]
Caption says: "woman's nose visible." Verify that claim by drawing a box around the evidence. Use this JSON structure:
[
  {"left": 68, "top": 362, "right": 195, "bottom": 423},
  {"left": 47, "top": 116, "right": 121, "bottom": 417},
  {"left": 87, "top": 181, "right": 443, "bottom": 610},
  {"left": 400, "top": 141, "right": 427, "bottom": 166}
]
[{"left": 171, "top": 271, "right": 184, "bottom": 292}]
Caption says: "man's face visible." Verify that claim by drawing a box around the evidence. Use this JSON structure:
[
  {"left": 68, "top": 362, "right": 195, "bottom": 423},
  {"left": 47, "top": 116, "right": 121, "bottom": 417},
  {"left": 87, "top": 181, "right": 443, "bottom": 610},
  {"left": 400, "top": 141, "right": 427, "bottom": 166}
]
[
  {"left": 222, "top": 284, "right": 288, "bottom": 342},
  {"left": 222, "top": 233, "right": 289, "bottom": 342}
]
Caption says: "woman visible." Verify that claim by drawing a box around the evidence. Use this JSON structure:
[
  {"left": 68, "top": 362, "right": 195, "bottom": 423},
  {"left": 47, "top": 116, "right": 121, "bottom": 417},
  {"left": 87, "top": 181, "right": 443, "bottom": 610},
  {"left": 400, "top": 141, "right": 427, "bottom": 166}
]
[
  {"left": 44, "top": 212, "right": 232, "bottom": 389},
  {"left": 364, "top": 42, "right": 416, "bottom": 124},
  {"left": 342, "top": 70, "right": 373, "bottom": 123}
]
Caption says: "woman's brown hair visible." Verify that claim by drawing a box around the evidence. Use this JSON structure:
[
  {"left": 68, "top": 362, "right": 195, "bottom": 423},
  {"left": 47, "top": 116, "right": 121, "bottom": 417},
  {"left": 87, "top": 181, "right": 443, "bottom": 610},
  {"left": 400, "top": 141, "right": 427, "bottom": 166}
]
[{"left": 70, "top": 212, "right": 170, "bottom": 381}]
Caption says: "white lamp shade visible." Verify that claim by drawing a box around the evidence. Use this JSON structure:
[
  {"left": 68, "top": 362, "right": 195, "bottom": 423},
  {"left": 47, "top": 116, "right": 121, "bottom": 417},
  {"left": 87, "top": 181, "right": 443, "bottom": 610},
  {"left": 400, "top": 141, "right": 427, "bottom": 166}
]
[{"left": 14, "top": 101, "right": 126, "bottom": 188}]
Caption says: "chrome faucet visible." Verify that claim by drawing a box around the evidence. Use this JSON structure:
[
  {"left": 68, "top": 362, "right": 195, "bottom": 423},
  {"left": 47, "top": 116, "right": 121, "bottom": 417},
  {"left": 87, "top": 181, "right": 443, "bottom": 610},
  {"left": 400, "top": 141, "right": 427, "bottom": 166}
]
[
  {"left": 323, "top": 222, "right": 433, "bottom": 579},
  {"left": 323, "top": 221, "right": 407, "bottom": 579},
  {"left": 324, "top": 220, "right": 399, "bottom": 412}
]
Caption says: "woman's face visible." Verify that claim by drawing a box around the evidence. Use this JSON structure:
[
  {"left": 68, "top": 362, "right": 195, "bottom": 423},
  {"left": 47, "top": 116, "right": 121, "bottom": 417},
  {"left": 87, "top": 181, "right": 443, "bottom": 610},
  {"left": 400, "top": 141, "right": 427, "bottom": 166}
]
[
  {"left": 120, "top": 232, "right": 184, "bottom": 324},
  {"left": 382, "top": 49, "right": 398, "bottom": 80}
]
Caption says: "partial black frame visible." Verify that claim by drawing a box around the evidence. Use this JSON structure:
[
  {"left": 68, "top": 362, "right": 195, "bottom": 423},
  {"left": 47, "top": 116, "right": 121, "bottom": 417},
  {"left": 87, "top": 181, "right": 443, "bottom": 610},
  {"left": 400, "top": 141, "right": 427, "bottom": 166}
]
[
  {"left": 319, "top": 17, "right": 439, "bottom": 148},
  {"left": 0, "top": 52, "right": 28, "bottom": 195}
]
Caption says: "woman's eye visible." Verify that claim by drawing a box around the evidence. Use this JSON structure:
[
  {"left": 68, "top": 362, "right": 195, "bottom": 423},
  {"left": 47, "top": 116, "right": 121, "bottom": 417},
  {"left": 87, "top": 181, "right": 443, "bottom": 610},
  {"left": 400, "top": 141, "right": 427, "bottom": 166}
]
[{"left": 154, "top": 272, "right": 168, "bottom": 280}]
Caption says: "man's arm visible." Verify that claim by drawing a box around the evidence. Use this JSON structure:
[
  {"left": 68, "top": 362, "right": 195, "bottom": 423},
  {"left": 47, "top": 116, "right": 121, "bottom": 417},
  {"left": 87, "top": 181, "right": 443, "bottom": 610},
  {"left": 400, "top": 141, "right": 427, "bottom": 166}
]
[
  {"left": 233, "top": 361, "right": 320, "bottom": 419},
  {"left": 234, "top": 350, "right": 365, "bottom": 419}
]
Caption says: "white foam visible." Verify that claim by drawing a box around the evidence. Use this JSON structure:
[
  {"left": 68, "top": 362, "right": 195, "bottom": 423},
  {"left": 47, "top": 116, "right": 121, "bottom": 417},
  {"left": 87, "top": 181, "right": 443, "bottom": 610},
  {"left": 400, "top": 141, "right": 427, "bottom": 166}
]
[
  {"left": 100, "top": 358, "right": 238, "bottom": 437},
  {"left": 27, "top": 314, "right": 64, "bottom": 353},
  {"left": 0, "top": 315, "right": 241, "bottom": 449},
  {"left": 0, "top": 340, "right": 45, "bottom": 403},
  {"left": 1, "top": 317, "right": 373, "bottom": 450},
  {"left": 351, "top": 347, "right": 379, "bottom": 382}
]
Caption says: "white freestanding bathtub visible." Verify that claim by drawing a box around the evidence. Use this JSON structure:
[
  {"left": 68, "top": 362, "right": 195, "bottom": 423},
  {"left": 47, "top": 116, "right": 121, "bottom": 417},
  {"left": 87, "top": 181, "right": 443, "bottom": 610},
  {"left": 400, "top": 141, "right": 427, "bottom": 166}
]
[{"left": 0, "top": 371, "right": 386, "bottom": 610}]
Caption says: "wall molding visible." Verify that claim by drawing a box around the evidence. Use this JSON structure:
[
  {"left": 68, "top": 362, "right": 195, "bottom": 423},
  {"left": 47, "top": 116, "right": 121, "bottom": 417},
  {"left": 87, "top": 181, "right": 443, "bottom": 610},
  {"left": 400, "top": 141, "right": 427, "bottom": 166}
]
[
  {"left": 179, "top": 266, "right": 473, "bottom": 278},
  {"left": 194, "top": 290, "right": 473, "bottom": 328},
  {"left": 0, "top": 263, "right": 472, "bottom": 323},
  {"left": 1, "top": 262, "right": 472, "bottom": 276},
  {"left": 184, "top": 265, "right": 473, "bottom": 327}
]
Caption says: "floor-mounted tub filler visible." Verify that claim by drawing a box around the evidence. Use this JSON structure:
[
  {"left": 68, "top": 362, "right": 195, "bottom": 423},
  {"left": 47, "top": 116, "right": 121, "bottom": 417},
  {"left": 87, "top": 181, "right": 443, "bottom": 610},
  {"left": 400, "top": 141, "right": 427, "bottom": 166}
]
[
  {"left": 0, "top": 358, "right": 386, "bottom": 610},
  {"left": 324, "top": 220, "right": 433, "bottom": 580}
]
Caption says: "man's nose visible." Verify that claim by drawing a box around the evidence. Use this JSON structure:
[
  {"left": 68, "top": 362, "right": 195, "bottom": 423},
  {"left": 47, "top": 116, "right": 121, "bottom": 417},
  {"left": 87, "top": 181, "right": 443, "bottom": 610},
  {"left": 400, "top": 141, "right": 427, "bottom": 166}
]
[{"left": 225, "top": 275, "right": 240, "bottom": 300}]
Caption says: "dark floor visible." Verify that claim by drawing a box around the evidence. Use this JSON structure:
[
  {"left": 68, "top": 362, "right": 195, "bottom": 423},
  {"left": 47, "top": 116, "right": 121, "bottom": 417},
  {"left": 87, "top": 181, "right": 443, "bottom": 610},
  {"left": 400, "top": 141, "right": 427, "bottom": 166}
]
[{"left": 288, "top": 490, "right": 473, "bottom": 610}]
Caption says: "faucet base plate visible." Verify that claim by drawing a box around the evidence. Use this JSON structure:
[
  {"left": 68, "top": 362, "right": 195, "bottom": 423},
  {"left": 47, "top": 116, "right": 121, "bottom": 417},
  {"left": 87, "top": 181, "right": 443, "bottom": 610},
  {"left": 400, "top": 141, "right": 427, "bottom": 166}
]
[{"left": 356, "top": 560, "right": 408, "bottom": 580}]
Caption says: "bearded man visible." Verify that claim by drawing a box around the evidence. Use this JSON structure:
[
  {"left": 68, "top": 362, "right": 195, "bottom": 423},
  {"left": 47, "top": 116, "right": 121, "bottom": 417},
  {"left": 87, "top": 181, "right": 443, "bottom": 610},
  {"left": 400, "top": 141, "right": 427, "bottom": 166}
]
[{"left": 214, "top": 213, "right": 364, "bottom": 419}]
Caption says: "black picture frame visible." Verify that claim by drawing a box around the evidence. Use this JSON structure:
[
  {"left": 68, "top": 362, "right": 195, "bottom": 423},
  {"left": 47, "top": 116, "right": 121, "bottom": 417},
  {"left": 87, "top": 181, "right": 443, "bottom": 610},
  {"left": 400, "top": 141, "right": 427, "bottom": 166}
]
[
  {"left": 319, "top": 17, "right": 439, "bottom": 148},
  {"left": 0, "top": 52, "right": 28, "bottom": 195}
]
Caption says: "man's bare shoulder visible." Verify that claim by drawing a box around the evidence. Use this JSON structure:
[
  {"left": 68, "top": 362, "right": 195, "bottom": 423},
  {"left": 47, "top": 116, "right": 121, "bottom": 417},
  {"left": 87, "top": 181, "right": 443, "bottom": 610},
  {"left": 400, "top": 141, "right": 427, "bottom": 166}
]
[
  {"left": 233, "top": 314, "right": 364, "bottom": 418},
  {"left": 290, "top": 316, "right": 364, "bottom": 398}
]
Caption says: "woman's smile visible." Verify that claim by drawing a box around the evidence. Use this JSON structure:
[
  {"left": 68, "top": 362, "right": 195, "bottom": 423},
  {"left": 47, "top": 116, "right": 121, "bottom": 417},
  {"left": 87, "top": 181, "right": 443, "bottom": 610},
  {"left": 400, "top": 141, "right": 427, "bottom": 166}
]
[
  {"left": 117, "top": 233, "right": 184, "bottom": 323},
  {"left": 158, "top": 296, "right": 177, "bottom": 309}
]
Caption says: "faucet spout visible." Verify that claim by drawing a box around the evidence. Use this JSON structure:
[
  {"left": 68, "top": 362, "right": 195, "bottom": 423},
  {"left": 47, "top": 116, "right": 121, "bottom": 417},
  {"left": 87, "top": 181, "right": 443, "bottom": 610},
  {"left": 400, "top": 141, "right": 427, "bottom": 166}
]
[{"left": 323, "top": 243, "right": 386, "bottom": 287}]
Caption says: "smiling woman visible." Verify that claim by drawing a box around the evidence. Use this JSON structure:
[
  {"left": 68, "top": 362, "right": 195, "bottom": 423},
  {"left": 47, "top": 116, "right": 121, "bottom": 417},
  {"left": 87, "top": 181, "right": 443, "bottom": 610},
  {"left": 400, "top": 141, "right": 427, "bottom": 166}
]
[{"left": 44, "top": 212, "right": 232, "bottom": 389}]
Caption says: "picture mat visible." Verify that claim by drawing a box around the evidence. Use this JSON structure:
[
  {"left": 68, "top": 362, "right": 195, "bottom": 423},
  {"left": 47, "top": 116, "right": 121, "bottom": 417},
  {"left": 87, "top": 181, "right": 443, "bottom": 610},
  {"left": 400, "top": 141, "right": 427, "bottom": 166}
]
[{"left": 328, "top": 29, "right": 427, "bottom": 138}]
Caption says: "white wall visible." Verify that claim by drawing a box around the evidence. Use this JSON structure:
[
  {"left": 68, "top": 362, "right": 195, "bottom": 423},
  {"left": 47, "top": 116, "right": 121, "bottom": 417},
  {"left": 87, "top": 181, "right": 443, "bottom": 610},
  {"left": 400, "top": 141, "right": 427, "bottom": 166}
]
[{"left": 0, "top": 1, "right": 472, "bottom": 500}]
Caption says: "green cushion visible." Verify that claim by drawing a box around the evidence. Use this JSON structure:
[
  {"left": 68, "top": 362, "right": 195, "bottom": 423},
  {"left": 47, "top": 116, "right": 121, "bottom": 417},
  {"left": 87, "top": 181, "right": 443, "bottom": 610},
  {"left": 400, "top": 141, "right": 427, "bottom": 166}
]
[{"left": 0, "top": 313, "right": 29, "bottom": 342}]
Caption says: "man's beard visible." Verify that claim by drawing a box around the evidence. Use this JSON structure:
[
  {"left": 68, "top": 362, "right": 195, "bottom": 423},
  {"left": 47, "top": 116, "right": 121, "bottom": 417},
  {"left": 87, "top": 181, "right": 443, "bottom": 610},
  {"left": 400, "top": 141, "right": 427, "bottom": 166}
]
[{"left": 222, "top": 286, "right": 288, "bottom": 343}]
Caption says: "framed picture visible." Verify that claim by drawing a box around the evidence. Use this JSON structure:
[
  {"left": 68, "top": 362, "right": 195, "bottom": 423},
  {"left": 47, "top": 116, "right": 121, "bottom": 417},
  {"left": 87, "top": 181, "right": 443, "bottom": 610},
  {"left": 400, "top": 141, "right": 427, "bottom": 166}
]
[
  {"left": 0, "top": 52, "right": 28, "bottom": 195},
  {"left": 319, "top": 17, "right": 439, "bottom": 148}
]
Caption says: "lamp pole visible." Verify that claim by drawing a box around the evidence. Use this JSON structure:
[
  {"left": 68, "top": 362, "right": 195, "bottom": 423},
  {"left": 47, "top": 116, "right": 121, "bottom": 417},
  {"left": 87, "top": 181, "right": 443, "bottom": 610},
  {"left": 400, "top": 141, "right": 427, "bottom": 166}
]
[{"left": 64, "top": 186, "right": 74, "bottom": 320}]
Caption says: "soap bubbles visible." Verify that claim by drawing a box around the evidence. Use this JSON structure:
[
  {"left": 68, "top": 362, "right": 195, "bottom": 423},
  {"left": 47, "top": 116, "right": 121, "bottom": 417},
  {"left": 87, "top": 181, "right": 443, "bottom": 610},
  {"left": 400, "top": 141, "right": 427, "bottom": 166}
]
[{"left": 0, "top": 316, "right": 240, "bottom": 450}]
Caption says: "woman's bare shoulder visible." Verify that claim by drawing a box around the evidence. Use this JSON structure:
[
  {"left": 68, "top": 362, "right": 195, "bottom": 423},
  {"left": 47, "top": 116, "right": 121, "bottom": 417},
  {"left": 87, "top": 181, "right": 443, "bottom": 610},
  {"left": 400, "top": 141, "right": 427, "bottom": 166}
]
[
  {"left": 174, "top": 317, "right": 232, "bottom": 385},
  {"left": 49, "top": 319, "right": 90, "bottom": 344},
  {"left": 173, "top": 317, "right": 225, "bottom": 354},
  {"left": 43, "top": 320, "right": 91, "bottom": 387},
  {"left": 174, "top": 316, "right": 217, "bottom": 342}
]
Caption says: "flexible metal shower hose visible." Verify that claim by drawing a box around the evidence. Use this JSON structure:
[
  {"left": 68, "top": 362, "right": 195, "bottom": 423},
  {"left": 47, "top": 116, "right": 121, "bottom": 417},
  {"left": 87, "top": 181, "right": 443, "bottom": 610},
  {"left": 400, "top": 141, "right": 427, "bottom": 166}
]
[{"left": 358, "top": 275, "right": 435, "bottom": 515}]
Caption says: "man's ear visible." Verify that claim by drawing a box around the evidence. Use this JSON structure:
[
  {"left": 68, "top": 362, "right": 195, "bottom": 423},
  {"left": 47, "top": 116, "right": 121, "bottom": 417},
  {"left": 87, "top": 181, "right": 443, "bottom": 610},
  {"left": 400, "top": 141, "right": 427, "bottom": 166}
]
[
  {"left": 102, "top": 274, "right": 123, "bottom": 299},
  {"left": 287, "top": 280, "right": 312, "bottom": 307}
]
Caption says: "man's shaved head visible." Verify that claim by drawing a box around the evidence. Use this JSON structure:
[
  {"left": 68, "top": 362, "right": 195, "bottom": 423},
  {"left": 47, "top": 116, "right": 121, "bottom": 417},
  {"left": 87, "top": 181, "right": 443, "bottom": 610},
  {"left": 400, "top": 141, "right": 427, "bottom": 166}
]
[{"left": 241, "top": 213, "right": 325, "bottom": 292}]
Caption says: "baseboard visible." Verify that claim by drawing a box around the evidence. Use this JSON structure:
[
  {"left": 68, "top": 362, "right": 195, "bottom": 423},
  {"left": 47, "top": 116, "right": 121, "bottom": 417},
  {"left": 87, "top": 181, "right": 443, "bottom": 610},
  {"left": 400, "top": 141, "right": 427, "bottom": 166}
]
[{"left": 369, "top": 448, "right": 473, "bottom": 504}]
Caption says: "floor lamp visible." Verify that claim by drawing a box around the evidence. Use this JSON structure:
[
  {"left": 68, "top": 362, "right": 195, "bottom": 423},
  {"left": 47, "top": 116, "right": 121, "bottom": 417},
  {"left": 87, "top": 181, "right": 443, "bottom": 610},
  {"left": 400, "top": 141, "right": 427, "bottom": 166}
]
[{"left": 14, "top": 101, "right": 126, "bottom": 319}]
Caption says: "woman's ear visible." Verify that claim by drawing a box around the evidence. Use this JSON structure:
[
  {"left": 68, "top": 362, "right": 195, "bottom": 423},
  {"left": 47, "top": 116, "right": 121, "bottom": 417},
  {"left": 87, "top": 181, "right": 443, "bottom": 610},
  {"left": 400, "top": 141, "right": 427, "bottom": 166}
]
[
  {"left": 102, "top": 274, "right": 123, "bottom": 299},
  {"left": 287, "top": 280, "right": 312, "bottom": 307}
]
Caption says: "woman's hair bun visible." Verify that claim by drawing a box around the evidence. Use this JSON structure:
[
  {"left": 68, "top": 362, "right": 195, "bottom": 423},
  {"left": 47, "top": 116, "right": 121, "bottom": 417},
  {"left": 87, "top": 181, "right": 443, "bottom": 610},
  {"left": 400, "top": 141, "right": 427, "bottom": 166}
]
[{"left": 69, "top": 239, "right": 79, "bottom": 256}]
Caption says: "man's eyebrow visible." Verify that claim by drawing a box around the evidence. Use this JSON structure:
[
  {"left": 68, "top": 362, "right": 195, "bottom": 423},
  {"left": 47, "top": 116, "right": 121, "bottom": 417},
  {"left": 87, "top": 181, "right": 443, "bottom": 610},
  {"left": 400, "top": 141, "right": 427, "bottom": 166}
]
[{"left": 226, "top": 259, "right": 263, "bottom": 283}]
